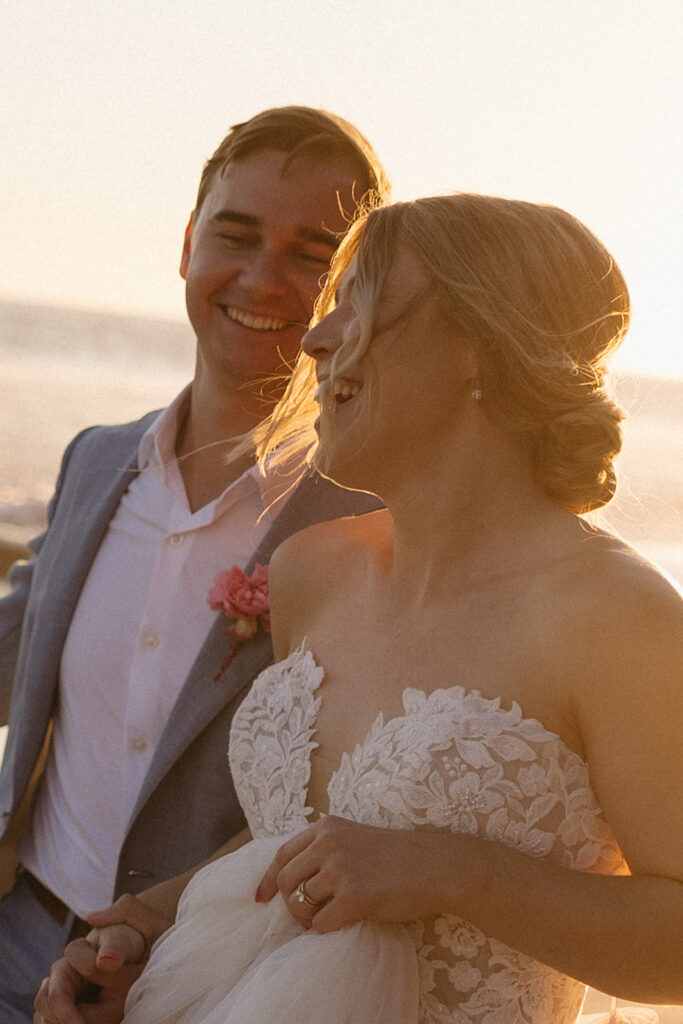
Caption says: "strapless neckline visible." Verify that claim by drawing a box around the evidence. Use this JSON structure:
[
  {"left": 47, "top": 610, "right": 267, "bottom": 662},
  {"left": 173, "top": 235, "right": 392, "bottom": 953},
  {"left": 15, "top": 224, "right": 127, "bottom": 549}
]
[{"left": 284, "top": 642, "right": 590, "bottom": 798}]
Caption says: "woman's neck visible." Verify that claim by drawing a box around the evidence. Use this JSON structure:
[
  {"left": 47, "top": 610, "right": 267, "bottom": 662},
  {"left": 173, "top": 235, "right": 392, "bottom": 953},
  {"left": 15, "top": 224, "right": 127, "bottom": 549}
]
[{"left": 377, "top": 424, "right": 575, "bottom": 606}]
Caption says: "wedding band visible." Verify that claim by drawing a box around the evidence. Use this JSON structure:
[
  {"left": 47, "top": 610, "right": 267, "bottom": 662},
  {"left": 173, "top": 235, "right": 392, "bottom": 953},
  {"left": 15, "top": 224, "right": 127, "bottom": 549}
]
[{"left": 294, "top": 880, "right": 323, "bottom": 909}]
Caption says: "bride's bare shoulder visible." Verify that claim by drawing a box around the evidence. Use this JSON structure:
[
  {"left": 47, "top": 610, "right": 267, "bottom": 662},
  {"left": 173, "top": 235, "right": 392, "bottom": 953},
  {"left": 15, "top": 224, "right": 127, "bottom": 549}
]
[
  {"left": 275, "top": 507, "right": 389, "bottom": 569},
  {"left": 576, "top": 533, "right": 681, "bottom": 619},
  {"left": 268, "top": 508, "right": 390, "bottom": 652},
  {"left": 562, "top": 533, "right": 683, "bottom": 721}
]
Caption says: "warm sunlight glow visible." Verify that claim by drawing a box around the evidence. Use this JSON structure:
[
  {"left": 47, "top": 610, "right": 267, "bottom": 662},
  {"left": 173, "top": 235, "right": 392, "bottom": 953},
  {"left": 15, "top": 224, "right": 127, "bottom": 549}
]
[{"left": 0, "top": 0, "right": 680, "bottom": 379}]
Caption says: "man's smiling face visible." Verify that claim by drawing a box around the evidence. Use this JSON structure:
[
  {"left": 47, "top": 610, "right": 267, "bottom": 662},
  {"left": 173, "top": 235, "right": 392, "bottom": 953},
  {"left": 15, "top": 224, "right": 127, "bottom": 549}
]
[{"left": 180, "top": 148, "right": 365, "bottom": 389}]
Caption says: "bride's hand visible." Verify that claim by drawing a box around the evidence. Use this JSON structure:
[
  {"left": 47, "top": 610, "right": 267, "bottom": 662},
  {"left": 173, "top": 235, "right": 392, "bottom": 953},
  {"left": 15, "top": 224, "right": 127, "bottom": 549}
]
[{"left": 256, "top": 815, "right": 465, "bottom": 932}]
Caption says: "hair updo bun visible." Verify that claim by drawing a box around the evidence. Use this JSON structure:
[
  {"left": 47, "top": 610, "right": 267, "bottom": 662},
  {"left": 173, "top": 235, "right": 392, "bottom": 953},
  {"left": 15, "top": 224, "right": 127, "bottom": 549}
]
[{"left": 532, "top": 390, "right": 624, "bottom": 513}]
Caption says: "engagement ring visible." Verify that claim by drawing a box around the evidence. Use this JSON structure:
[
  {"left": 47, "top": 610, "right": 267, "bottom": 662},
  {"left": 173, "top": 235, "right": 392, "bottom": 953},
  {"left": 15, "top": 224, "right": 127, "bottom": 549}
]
[{"left": 294, "top": 880, "right": 323, "bottom": 908}]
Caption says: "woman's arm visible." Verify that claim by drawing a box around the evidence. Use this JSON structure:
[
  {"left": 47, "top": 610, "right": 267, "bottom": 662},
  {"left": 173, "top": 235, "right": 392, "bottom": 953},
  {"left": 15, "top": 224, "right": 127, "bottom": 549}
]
[{"left": 258, "top": 811, "right": 682, "bottom": 1003}]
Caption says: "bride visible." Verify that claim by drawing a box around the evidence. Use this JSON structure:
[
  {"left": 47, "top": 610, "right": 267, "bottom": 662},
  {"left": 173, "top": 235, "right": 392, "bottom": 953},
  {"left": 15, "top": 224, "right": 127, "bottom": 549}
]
[{"left": 36, "top": 195, "right": 683, "bottom": 1023}]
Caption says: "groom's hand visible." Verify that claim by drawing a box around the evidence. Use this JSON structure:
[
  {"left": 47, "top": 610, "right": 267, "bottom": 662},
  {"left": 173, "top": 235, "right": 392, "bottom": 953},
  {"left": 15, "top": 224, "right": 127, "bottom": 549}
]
[
  {"left": 32, "top": 941, "right": 137, "bottom": 1024},
  {"left": 33, "top": 895, "right": 171, "bottom": 1024}
]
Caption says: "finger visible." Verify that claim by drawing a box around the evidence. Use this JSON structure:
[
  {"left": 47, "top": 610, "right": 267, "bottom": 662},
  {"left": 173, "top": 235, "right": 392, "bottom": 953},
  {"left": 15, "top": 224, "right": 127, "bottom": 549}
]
[
  {"left": 88, "top": 925, "right": 146, "bottom": 971},
  {"left": 63, "top": 938, "right": 100, "bottom": 979},
  {"left": 85, "top": 894, "right": 170, "bottom": 954},
  {"left": 257, "top": 828, "right": 317, "bottom": 901},
  {"left": 86, "top": 893, "right": 157, "bottom": 934},
  {"left": 78, "top": 980, "right": 135, "bottom": 1024},
  {"left": 64, "top": 939, "right": 143, "bottom": 991},
  {"left": 286, "top": 873, "right": 331, "bottom": 926},
  {"left": 274, "top": 840, "right": 334, "bottom": 904},
  {"left": 33, "top": 962, "right": 89, "bottom": 1024},
  {"left": 33, "top": 975, "right": 57, "bottom": 1024}
]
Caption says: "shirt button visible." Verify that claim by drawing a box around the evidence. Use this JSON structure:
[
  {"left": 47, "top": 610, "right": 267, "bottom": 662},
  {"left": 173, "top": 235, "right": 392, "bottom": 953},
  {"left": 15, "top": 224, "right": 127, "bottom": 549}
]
[
  {"left": 168, "top": 533, "right": 185, "bottom": 546},
  {"left": 141, "top": 633, "right": 159, "bottom": 651},
  {"left": 130, "top": 737, "right": 148, "bottom": 754}
]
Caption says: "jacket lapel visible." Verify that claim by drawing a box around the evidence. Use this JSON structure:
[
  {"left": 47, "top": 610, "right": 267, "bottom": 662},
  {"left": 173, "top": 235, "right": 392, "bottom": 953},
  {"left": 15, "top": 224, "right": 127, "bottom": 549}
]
[{"left": 131, "top": 472, "right": 381, "bottom": 818}]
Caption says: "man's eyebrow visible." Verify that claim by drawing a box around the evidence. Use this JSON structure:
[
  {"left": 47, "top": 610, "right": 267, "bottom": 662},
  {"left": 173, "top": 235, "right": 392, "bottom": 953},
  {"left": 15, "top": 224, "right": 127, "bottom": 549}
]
[
  {"left": 207, "top": 211, "right": 339, "bottom": 249},
  {"left": 209, "top": 209, "right": 260, "bottom": 227},
  {"left": 296, "top": 226, "right": 340, "bottom": 249}
]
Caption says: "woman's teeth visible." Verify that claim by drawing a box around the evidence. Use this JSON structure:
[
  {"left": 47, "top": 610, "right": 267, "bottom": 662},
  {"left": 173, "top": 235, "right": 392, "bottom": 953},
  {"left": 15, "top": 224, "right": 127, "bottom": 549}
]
[
  {"left": 335, "top": 383, "right": 361, "bottom": 404},
  {"left": 223, "top": 307, "right": 288, "bottom": 331},
  {"left": 314, "top": 381, "right": 362, "bottom": 405}
]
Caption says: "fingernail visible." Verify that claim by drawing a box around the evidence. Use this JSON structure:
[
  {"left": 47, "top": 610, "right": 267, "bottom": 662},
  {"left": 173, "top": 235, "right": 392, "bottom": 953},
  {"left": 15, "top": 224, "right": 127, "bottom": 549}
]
[
  {"left": 254, "top": 886, "right": 263, "bottom": 903},
  {"left": 98, "top": 954, "right": 121, "bottom": 962}
]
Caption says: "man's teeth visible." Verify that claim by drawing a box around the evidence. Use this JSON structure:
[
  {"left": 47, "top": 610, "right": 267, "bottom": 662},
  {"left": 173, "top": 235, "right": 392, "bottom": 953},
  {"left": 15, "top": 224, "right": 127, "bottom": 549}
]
[{"left": 224, "top": 307, "right": 288, "bottom": 331}]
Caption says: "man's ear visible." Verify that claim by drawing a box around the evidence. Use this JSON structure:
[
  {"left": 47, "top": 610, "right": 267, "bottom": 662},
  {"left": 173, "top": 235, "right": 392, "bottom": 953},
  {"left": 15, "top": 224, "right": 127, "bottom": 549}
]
[{"left": 179, "top": 215, "right": 194, "bottom": 279}]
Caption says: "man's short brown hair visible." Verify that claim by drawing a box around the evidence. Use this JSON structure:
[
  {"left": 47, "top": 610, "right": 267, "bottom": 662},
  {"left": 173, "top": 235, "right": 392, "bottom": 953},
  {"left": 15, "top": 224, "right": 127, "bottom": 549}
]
[{"left": 194, "top": 106, "right": 390, "bottom": 215}]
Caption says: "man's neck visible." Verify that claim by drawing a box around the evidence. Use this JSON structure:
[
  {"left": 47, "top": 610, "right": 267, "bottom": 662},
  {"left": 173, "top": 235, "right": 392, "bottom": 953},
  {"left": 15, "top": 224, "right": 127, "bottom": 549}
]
[{"left": 174, "top": 378, "right": 272, "bottom": 513}]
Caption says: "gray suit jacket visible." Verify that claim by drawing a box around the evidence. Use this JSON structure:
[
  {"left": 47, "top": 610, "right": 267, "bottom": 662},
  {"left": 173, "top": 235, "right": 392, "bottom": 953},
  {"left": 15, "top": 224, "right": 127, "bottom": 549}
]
[{"left": 0, "top": 412, "right": 379, "bottom": 897}]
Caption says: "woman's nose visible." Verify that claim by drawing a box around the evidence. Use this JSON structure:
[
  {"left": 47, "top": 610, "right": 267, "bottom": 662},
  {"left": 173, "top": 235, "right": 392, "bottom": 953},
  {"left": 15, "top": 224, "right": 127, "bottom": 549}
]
[{"left": 301, "top": 316, "right": 342, "bottom": 361}]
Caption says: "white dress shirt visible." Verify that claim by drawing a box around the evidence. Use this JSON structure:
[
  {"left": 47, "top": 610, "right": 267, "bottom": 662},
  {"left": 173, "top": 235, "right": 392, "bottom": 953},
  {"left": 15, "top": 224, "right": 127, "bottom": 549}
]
[{"left": 20, "top": 389, "right": 290, "bottom": 915}]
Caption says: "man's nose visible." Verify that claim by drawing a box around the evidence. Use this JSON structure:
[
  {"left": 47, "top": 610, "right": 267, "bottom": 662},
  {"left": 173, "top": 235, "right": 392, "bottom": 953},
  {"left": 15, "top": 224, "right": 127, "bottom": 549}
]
[{"left": 238, "top": 248, "right": 290, "bottom": 297}]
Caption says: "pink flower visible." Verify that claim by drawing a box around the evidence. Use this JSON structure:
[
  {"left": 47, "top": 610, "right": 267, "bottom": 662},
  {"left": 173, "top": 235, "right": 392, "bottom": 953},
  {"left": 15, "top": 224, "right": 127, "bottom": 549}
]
[
  {"left": 208, "top": 564, "right": 271, "bottom": 681},
  {"left": 208, "top": 564, "right": 270, "bottom": 623}
]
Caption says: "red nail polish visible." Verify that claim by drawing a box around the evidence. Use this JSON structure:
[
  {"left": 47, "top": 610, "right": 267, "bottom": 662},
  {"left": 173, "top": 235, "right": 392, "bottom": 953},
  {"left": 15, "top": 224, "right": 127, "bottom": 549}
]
[{"left": 254, "top": 886, "right": 263, "bottom": 903}]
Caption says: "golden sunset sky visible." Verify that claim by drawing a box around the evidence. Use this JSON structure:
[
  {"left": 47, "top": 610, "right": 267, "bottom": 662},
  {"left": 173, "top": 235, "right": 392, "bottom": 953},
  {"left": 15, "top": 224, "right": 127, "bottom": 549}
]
[{"left": 1, "top": 0, "right": 681, "bottom": 377}]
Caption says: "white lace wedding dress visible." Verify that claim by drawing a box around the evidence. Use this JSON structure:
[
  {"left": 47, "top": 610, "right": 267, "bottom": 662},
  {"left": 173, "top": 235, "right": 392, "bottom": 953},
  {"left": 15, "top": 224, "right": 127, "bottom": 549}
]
[{"left": 123, "top": 644, "right": 627, "bottom": 1024}]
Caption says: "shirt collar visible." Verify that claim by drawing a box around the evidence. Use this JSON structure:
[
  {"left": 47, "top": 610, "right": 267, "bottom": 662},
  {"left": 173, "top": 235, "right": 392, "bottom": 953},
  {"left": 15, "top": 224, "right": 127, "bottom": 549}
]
[
  {"left": 138, "top": 385, "right": 191, "bottom": 472},
  {"left": 137, "top": 385, "right": 298, "bottom": 523}
]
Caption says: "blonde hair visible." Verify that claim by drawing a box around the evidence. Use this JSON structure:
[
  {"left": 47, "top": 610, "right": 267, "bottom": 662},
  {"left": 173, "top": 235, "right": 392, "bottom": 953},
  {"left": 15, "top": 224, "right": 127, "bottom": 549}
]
[{"left": 258, "top": 193, "right": 630, "bottom": 515}]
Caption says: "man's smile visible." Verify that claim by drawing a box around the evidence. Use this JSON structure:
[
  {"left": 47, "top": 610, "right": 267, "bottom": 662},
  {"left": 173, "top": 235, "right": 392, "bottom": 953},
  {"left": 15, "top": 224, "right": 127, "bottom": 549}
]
[{"left": 220, "top": 305, "right": 291, "bottom": 332}]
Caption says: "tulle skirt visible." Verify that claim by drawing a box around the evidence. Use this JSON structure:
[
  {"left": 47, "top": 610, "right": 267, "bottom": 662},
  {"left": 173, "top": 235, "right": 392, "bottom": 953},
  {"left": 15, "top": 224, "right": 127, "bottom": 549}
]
[{"left": 123, "top": 833, "right": 419, "bottom": 1024}]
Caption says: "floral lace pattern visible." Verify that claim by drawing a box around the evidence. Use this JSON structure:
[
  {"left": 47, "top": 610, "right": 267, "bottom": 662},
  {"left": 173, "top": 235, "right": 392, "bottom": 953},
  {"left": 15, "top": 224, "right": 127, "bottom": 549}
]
[{"left": 229, "top": 645, "right": 627, "bottom": 1024}]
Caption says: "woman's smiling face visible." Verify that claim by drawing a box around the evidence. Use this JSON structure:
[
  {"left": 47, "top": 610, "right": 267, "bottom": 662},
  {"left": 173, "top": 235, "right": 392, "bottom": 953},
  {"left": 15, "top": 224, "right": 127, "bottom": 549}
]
[{"left": 301, "top": 243, "right": 478, "bottom": 492}]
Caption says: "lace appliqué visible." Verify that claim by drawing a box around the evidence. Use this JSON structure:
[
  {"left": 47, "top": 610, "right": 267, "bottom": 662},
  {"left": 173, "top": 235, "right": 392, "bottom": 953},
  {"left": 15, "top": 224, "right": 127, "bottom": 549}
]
[
  {"left": 229, "top": 646, "right": 627, "bottom": 1024},
  {"left": 229, "top": 643, "right": 324, "bottom": 837}
]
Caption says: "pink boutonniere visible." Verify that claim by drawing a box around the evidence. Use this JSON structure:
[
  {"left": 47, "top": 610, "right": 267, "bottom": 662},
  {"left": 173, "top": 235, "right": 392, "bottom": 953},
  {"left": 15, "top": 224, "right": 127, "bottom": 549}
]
[{"left": 208, "top": 563, "right": 270, "bottom": 681}]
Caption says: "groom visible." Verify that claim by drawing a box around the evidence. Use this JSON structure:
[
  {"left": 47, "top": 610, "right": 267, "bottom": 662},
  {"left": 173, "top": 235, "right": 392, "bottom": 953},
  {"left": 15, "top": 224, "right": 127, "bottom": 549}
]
[{"left": 0, "top": 106, "right": 388, "bottom": 1021}]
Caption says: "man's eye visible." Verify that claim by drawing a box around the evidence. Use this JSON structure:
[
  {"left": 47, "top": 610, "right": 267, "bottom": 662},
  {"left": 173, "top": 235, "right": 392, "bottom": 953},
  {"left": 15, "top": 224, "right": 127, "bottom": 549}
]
[
  {"left": 220, "top": 233, "right": 256, "bottom": 248},
  {"left": 299, "top": 251, "right": 333, "bottom": 267}
]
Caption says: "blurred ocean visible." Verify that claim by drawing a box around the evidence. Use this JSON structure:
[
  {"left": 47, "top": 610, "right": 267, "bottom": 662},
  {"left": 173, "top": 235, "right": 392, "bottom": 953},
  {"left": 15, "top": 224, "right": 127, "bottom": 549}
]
[
  {"left": 0, "top": 299, "right": 682, "bottom": 1021},
  {"left": 0, "top": 298, "right": 193, "bottom": 522},
  {"left": 1, "top": 297, "right": 681, "bottom": 581}
]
